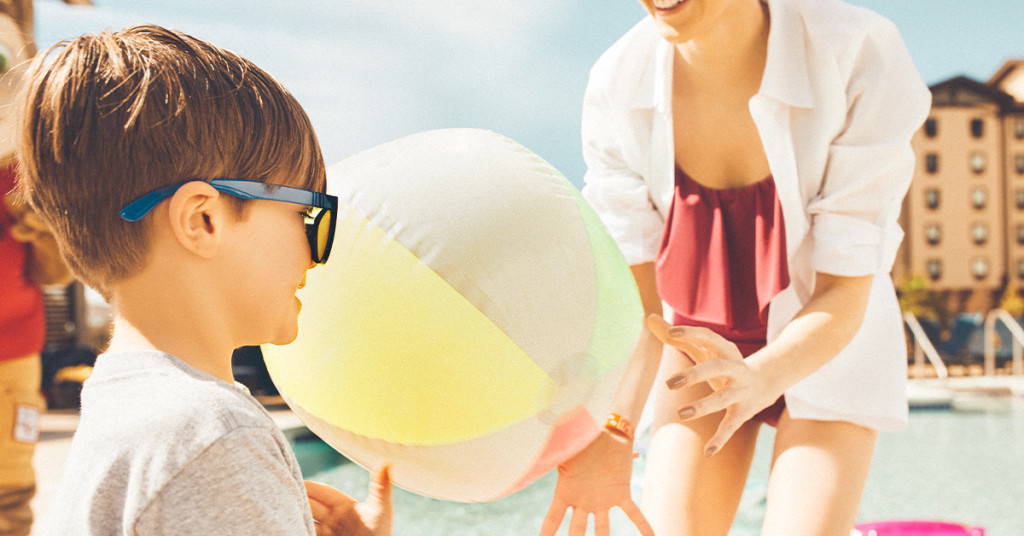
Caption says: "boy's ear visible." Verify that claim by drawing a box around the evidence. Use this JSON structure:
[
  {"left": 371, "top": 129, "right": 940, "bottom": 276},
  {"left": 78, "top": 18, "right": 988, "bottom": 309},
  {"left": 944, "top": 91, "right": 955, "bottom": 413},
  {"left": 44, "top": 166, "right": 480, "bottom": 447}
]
[{"left": 166, "top": 181, "right": 225, "bottom": 259}]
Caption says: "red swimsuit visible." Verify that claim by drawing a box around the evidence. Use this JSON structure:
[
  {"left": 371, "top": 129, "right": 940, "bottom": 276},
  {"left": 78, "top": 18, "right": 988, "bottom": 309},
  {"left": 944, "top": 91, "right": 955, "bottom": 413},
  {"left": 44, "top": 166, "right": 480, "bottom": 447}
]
[{"left": 656, "top": 167, "right": 789, "bottom": 425}]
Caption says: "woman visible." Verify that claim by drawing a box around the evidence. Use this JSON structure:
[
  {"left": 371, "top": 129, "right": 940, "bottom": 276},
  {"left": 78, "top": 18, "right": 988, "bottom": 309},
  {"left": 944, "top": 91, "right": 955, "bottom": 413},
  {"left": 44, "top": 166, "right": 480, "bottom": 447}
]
[{"left": 540, "top": 0, "right": 930, "bottom": 534}]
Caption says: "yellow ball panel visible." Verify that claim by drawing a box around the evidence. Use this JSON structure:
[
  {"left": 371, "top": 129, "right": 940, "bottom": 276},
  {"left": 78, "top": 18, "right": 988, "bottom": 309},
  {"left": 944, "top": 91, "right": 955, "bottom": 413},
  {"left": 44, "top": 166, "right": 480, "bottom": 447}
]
[{"left": 263, "top": 205, "right": 557, "bottom": 446}]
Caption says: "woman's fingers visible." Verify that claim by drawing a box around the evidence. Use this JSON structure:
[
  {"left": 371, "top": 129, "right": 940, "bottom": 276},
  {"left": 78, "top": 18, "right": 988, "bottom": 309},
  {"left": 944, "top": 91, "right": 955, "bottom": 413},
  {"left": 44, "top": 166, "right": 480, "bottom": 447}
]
[
  {"left": 568, "top": 507, "right": 589, "bottom": 536},
  {"left": 647, "top": 316, "right": 743, "bottom": 362},
  {"left": 621, "top": 500, "right": 656, "bottom": 536},
  {"left": 538, "top": 500, "right": 568, "bottom": 536},
  {"left": 594, "top": 510, "right": 610, "bottom": 536},
  {"left": 665, "top": 356, "right": 738, "bottom": 391},
  {"left": 704, "top": 410, "right": 749, "bottom": 458}
]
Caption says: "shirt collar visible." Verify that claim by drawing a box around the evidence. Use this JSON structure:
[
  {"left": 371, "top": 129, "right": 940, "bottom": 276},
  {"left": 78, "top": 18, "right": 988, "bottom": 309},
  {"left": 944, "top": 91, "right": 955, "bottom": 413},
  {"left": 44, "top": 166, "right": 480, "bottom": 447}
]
[
  {"left": 635, "top": 0, "right": 815, "bottom": 112},
  {"left": 758, "top": 0, "right": 814, "bottom": 109}
]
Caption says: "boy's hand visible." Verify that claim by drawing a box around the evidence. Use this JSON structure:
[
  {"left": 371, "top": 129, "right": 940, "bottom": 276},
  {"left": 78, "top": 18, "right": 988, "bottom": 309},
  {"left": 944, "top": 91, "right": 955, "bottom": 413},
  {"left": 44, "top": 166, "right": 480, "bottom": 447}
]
[{"left": 305, "top": 463, "right": 392, "bottom": 536}]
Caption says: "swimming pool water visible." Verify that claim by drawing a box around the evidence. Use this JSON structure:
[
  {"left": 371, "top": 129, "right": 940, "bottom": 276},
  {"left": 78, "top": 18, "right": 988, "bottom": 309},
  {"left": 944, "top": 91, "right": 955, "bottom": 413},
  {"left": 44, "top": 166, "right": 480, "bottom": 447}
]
[{"left": 300, "top": 394, "right": 1024, "bottom": 535}]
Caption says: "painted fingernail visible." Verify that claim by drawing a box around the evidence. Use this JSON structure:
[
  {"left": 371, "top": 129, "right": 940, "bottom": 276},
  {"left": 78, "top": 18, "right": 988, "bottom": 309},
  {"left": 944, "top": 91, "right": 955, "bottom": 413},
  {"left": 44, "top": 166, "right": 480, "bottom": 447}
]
[
  {"left": 666, "top": 374, "right": 687, "bottom": 389},
  {"left": 677, "top": 407, "right": 695, "bottom": 419},
  {"left": 705, "top": 446, "right": 718, "bottom": 458}
]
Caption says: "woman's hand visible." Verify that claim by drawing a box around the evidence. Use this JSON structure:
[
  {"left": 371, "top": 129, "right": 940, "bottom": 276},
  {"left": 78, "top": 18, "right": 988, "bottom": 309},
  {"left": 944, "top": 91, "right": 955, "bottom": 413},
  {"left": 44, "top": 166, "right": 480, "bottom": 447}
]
[
  {"left": 647, "top": 315, "right": 781, "bottom": 458},
  {"left": 539, "top": 430, "right": 654, "bottom": 536},
  {"left": 305, "top": 463, "right": 392, "bottom": 536}
]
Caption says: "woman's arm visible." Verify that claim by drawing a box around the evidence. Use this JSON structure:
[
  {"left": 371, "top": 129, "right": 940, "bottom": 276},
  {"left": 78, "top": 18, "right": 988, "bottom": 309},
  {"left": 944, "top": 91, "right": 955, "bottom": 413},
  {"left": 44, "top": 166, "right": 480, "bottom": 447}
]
[
  {"left": 659, "top": 272, "right": 873, "bottom": 457},
  {"left": 613, "top": 262, "right": 664, "bottom": 425},
  {"left": 538, "top": 263, "right": 662, "bottom": 536}
]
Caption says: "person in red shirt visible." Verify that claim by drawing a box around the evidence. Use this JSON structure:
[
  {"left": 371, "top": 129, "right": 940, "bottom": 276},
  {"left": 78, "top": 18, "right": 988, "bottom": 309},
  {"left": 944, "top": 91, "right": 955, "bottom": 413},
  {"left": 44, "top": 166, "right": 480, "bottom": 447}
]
[
  {"left": 1, "top": 160, "right": 72, "bottom": 536},
  {"left": 0, "top": 2, "right": 75, "bottom": 534}
]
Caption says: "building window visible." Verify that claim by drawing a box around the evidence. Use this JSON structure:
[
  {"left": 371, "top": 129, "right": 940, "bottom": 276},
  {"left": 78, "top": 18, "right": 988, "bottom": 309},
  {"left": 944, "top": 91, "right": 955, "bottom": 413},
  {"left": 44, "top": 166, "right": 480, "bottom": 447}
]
[
  {"left": 971, "top": 118, "right": 984, "bottom": 138},
  {"left": 1016, "top": 155, "right": 1024, "bottom": 174},
  {"left": 972, "top": 223, "right": 988, "bottom": 245},
  {"left": 1017, "top": 224, "right": 1024, "bottom": 244},
  {"left": 970, "top": 152, "right": 986, "bottom": 174},
  {"left": 972, "top": 258, "right": 989, "bottom": 280},
  {"left": 1018, "top": 259, "right": 1024, "bottom": 279},
  {"left": 927, "top": 260, "right": 942, "bottom": 280},
  {"left": 1016, "top": 119, "right": 1024, "bottom": 140},
  {"left": 925, "top": 224, "right": 941, "bottom": 245},
  {"left": 925, "top": 154, "right": 939, "bottom": 173},
  {"left": 924, "top": 118, "right": 938, "bottom": 138},
  {"left": 971, "top": 188, "right": 987, "bottom": 209},
  {"left": 925, "top": 189, "right": 940, "bottom": 209}
]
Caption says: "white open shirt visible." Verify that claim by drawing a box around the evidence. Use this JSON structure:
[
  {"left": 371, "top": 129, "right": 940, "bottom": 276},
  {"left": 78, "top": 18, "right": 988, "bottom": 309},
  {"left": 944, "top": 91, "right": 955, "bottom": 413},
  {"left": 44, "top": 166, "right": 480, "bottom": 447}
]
[{"left": 581, "top": 0, "right": 932, "bottom": 430}]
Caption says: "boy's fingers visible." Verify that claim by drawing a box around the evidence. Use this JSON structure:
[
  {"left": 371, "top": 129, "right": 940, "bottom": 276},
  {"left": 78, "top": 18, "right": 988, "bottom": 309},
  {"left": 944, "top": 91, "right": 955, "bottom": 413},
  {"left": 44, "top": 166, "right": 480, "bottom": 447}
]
[
  {"left": 304, "top": 480, "right": 356, "bottom": 521},
  {"left": 369, "top": 463, "right": 392, "bottom": 508}
]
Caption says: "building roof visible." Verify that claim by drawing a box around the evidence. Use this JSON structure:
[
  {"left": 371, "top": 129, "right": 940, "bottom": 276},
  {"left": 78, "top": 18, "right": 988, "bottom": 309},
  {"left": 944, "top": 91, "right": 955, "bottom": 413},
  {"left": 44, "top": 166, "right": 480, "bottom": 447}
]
[
  {"left": 988, "top": 59, "right": 1024, "bottom": 103},
  {"left": 929, "top": 75, "right": 1016, "bottom": 109}
]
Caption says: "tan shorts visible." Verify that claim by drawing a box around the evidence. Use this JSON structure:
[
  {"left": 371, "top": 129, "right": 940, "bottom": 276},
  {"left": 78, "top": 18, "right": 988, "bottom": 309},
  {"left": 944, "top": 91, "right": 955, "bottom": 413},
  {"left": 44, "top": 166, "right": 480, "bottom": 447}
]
[{"left": 0, "top": 355, "right": 44, "bottom": 487}]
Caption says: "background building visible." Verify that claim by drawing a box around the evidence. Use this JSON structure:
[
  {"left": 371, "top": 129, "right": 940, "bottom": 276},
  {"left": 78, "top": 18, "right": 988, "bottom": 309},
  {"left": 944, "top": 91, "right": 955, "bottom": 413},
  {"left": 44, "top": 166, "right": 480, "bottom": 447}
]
[{"left": 896, "top": 60, "right": 1024, "bottom": 313}]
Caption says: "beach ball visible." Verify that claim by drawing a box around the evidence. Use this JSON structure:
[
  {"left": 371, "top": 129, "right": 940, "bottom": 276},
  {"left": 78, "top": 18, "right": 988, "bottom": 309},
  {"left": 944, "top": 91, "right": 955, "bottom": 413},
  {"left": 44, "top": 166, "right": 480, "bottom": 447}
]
[{"left": 262, "top": 128, "right": 641, "bottom": 502}]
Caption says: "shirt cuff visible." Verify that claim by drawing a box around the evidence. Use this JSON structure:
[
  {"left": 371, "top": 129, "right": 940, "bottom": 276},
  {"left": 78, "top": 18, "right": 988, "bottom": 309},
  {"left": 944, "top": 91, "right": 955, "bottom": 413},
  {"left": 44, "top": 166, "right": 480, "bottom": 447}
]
[{"left": 810, "top": 213, "right": 891, "bottom": 276}]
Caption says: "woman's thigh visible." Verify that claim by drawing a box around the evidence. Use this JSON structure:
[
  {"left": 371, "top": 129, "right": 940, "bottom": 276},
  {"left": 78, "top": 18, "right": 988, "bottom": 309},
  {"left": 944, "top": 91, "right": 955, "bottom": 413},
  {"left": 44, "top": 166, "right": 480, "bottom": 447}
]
[
  {"left": 762, "top": 411, "right": 877, "bottom": 536},
  {"left": 641, "top": 345, "right": 761, "bottom": 536}
]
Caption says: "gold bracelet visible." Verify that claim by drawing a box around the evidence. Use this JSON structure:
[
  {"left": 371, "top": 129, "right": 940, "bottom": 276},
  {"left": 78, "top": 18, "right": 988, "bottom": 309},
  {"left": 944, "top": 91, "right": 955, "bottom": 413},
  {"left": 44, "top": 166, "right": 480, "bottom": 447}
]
[{"left": 605, "top": 413, "right": 634, "bottom": 442}]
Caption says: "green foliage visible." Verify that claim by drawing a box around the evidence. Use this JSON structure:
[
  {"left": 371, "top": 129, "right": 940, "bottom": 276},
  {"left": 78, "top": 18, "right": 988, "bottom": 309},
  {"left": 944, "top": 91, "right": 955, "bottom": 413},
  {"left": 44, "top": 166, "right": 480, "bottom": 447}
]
[
  {"left": 998, "top": 282, "right": 1024, "bottom": 318},
  {"left": 898, "top": 274, "right": 942, "bottom": 322}
]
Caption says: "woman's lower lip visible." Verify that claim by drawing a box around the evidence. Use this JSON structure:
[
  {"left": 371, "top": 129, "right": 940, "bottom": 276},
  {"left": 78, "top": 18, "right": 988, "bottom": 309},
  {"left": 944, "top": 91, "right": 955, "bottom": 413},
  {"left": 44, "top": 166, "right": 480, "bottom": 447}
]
[{"left": 654, "top": 0, "right": 688, "bottom": 14}]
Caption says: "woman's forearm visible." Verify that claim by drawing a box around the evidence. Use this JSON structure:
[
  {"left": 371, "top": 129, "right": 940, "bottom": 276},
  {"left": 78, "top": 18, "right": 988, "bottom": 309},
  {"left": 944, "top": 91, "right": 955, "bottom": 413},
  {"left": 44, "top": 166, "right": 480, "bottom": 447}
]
[
  {"left": 610, "top": 263, "right": 665, "bottom": 427},
  {"left": 745, "top": 272, "right": 874, "bottom": 398}
]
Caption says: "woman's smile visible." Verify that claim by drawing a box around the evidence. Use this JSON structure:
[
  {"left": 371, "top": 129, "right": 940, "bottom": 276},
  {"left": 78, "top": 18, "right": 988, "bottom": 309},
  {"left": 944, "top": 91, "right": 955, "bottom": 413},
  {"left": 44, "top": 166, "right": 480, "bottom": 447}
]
[{"left": 652, "top": 0, "right": 687, "bottom": 12}]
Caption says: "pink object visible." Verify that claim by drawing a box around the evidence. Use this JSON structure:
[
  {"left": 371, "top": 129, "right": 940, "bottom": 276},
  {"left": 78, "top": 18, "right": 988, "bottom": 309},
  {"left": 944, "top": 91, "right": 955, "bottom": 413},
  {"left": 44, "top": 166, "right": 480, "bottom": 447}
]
[
  {"left": 854, "top": 521, "right": 985, "bottom": 535},
  {"left": 499, "top": 406, "right": 600, "bottom": 500}
]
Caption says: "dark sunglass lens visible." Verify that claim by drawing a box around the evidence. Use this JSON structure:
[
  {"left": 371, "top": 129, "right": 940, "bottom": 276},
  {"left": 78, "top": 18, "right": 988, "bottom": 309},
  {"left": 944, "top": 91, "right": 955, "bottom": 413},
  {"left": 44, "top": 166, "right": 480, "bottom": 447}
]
[{"left": 316, "top": 210, "right": 332, "bottom": 260}]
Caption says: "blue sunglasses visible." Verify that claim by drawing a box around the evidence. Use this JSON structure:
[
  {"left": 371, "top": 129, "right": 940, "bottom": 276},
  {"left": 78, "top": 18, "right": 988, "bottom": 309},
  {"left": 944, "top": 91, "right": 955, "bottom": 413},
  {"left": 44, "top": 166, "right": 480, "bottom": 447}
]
[{"left": 119, "top": 178, "right": 338, "bottom": 264}]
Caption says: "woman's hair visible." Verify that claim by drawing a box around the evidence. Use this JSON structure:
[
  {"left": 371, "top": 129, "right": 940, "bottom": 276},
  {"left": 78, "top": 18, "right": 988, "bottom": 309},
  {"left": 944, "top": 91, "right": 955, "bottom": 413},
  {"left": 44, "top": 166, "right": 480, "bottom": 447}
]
[{"left": 16, "top": 24, "right": 326, "bottom": 296}]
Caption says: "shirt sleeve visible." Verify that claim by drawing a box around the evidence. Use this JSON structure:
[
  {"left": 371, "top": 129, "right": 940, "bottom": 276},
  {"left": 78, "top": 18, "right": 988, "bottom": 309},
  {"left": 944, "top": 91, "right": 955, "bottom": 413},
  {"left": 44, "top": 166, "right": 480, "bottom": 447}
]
[
  {"left": 806, "top": 17, "right": 932, "bottom": 277},
  {"left": 579, "top": 73, "right": 665, "bottom": 267},
  {"left": 133, "top": 427, "right": 315, "bottom": 536}
]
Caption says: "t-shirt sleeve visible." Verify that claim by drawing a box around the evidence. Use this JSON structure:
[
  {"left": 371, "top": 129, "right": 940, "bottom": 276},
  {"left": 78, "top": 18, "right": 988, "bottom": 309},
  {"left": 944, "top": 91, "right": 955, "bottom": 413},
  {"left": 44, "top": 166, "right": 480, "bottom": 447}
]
[{"left": 133, "top": 426, "right": 315, "bottom": 536}]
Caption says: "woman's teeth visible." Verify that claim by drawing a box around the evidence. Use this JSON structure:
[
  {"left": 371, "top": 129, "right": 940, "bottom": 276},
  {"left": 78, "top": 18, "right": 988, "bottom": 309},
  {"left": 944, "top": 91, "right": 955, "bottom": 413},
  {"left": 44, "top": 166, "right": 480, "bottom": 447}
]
[{"left": 653, "top": 0, "right": 683, "bottom": 9}]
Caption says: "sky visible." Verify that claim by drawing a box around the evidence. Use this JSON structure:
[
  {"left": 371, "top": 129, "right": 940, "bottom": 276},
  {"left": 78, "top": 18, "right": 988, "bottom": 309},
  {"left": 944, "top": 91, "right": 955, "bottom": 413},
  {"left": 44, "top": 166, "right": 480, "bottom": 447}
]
[{"left": 30, "top": 0, "right": 1024, "bottom": 188}]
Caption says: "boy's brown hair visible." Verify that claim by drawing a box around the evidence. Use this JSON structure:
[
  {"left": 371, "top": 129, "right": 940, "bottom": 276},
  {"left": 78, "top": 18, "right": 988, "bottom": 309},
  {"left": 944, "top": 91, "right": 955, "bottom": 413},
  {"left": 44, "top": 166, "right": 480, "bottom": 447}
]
[{"left": 16, "top": 24, "right": 326, "bottom": 297}]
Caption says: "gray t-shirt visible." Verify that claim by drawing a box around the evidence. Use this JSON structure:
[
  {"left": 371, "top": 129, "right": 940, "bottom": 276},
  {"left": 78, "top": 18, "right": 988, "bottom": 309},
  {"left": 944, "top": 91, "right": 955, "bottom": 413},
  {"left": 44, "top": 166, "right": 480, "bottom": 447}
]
[{"left": 45, "top": 350, "right": 316, "bottom": 535}]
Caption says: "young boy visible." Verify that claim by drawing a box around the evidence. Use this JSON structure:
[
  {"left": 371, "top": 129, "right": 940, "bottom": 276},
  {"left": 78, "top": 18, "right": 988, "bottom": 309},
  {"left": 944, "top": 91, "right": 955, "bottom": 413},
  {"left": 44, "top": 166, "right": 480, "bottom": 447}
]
[{"left": 15, "top": 25, "right": 391, "bottom": 535}]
